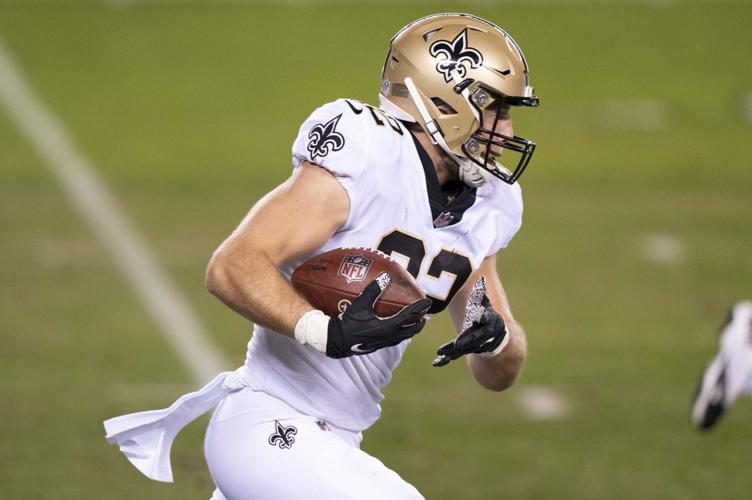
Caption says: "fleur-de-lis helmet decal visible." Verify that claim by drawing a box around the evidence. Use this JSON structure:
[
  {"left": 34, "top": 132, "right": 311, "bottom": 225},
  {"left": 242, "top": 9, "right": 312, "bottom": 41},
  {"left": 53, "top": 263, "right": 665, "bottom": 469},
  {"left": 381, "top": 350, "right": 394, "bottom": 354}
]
[
  {"left": 307, "top": 114, "right": 346, "bottom": 160},
  {"left": 380, "top": 13, "right": 540, "bottom": 186},
  {"left": 429, "top": 29, "right": 483, "bottom": 83}
]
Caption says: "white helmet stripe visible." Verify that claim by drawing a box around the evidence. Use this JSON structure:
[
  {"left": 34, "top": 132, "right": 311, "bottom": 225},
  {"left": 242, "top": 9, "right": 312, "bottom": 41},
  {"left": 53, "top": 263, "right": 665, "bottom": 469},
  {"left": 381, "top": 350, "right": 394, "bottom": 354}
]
[
  {"left": 404, "top": 77, "right": 488, "bottom": 187},
  {"left": 404, "top": 77, "right": 445, "bottom": 146},
  {"left": 450, "top": 69, "right": 481, "bottom": 123}
]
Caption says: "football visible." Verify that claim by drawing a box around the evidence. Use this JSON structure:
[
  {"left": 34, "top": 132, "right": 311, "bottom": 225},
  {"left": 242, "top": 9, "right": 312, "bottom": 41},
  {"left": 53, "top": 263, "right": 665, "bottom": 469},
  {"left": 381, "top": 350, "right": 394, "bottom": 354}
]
[{"left": 291, "top": 247, "right": 426, "bottom": 318}]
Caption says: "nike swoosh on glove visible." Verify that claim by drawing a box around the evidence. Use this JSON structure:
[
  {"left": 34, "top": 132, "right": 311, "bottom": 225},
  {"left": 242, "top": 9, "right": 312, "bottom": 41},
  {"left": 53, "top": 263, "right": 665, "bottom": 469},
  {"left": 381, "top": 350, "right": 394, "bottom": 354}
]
[
  {"left": 326, "top": 272, "right": 432, "bottom": 359},
  {"left": 432, "top": 277, "right": 508, "bottom": 367}
]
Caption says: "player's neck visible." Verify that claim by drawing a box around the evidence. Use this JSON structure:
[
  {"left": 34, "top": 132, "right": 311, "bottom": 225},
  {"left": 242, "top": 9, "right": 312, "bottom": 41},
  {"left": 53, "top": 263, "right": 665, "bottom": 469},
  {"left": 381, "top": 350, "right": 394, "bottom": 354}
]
[{"left": 410, "top": 128, "right": 459, "bottom": 186}]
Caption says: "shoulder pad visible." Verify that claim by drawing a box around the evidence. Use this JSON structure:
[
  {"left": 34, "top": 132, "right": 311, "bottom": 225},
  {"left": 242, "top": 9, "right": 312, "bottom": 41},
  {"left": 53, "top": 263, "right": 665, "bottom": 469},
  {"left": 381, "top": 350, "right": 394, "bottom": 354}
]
[
  {"left": 291, "top": 99, "right": 369, "bottom": 182},
  {"left": 481, "top": 178, "right": 523, "bottom": 250}
]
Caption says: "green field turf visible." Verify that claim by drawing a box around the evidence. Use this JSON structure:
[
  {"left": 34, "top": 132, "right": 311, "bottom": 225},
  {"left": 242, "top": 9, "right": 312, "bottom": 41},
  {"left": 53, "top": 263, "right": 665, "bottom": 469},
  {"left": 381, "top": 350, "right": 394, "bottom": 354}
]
[{"left": 1, "top": 1, "right": 751, "bottom": 499}]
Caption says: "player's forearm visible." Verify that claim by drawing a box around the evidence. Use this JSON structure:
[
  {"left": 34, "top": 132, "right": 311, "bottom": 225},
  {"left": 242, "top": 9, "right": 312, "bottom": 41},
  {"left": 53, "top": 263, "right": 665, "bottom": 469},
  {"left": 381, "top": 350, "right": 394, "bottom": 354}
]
[
  {"left": 468, "top": 319, "right": 527, "bottom": 392},
  {"left": 206, "top": 248, "right": 313, "bottom": 337}
]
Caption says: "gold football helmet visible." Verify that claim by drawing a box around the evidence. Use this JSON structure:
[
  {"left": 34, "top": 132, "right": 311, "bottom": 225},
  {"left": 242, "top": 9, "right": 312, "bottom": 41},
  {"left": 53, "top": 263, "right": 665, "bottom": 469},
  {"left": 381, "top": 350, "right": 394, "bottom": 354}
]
[{"left": 380, "top": 13, "right": 539, "bottom": 185}]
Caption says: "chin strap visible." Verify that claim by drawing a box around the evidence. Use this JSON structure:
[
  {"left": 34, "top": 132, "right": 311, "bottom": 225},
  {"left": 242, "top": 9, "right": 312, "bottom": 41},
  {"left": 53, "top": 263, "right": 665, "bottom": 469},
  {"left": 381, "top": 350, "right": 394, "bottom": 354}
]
[
  {"left": 403, "top": 76, "right": 489, "bottom": 188},
  {"left": 458, "top": 161, "right": 491, "bottom": 187}
]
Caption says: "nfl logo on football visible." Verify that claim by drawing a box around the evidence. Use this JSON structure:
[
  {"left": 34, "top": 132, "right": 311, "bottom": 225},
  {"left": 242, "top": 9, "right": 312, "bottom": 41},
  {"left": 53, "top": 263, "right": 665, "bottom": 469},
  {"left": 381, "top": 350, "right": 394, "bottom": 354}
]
[{"left": 338, "top": 255, "right": 372, "bottom": 283}]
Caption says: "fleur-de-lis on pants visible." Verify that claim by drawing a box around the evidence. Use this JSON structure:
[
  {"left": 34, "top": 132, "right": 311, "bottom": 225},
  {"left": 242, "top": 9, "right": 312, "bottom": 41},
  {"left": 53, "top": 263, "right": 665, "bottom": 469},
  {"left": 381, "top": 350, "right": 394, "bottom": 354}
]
[
  {"left": 429, "top": 29, "right": 483, "bottom": 82},
  {"left": 268, "top": 420, "right": 298, "bottom": 449}
]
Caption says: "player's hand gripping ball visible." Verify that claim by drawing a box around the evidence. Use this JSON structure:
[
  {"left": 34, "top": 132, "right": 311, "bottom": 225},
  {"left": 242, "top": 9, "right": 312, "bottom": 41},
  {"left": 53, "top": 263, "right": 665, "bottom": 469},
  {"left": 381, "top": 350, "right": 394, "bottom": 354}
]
[
  {"left": 291, "top": 247, "right": 427, "bottom": 318},
  {"left": 292, "top": 248, "right": 432, "bottom": 358}
]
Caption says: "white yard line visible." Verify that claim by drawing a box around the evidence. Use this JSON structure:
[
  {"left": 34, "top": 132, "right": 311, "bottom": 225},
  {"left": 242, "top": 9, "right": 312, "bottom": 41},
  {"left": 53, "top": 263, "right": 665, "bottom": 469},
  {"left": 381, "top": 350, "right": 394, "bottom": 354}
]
[
  {"left": 517, "top": 386, "right": 569, "bottom": 420},
  {"left": 592, "top": 98, "right": 670, "bottom": 131},
  {"left": 639, "top": 232, "right": 687, "bottom": 265},
  {"left": 743, "top": 93, "right": 752, "bottom": 124},
  {"left": 517, "top": 385, "right": 570, "bottom": 420},
  {"left": 0, "top": 40, "right": 226, "bottom": 384}
]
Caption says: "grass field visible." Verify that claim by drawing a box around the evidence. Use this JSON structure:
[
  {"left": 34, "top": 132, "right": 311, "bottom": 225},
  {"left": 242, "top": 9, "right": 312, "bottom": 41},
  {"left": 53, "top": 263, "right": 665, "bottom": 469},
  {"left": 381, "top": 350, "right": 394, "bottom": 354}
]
[{"left": 1, "top": 1, "right": 752, "bottom": 499}]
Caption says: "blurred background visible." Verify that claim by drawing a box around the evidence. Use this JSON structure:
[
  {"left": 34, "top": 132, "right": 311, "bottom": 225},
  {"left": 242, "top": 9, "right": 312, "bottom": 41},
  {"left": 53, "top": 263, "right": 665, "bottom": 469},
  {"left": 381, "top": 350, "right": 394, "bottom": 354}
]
[{"left": 1, "top": 1, "right": 751, "bottom": 498}]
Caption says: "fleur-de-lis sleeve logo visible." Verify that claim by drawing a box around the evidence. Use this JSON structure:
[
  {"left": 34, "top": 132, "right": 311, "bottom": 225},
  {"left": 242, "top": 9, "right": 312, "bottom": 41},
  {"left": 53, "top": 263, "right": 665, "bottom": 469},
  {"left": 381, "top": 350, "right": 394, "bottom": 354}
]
[
  {"left": 268, "top": 420, "right": 298, "bottom": 449},
  {"left": 307, "top": 114, "right": 346, "bottom": 160},
  {"left": 429, "top": 29, "right": 483, "bottom": 83}
]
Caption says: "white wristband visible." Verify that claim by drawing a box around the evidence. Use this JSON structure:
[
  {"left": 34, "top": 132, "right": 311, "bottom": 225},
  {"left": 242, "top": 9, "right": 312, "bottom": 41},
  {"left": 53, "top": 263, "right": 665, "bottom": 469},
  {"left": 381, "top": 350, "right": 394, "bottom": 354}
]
[
  {"left": 477, "top": 330, "right": 511, "bottom": 358},
  {"left": 294, "top": 310, "right": 330, "bottom": 354}
]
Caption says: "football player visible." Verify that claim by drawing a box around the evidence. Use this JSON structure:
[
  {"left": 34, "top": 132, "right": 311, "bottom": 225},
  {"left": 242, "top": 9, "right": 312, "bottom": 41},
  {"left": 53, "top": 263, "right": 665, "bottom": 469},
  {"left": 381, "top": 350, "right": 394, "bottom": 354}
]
[
  {"left": 692, "top": 301, "right": 752, "bottom": 430},
  {"left": 105, "top": 13, "right": 540, "bottom": 499}
]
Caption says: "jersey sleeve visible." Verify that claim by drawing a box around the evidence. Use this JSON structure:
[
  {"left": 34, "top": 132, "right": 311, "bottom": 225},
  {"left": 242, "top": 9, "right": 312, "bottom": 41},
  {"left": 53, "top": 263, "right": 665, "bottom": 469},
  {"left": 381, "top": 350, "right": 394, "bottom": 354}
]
[
  {"left": 291, "top": 100, "right": 369, "bottom": 229},
  {"left": 490, "top": 181, "right": 524, "bottom": 253}
]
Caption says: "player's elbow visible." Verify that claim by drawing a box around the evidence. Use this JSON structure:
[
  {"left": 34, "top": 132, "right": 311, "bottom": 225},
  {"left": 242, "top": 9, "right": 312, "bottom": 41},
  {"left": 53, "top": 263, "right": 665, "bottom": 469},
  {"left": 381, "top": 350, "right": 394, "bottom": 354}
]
[
  {"left": 482, "top": 351, "right": 526, "bottom": 392},
  {"left": 482, "top": 378, "right": 515, "bottom": 393},
  {"left": 471, "top": 330, "right": 527, "bottom": 392},
  {"left": 205, "top": 245, "right": 272, "bottom": 306},
  {"left": 205, "top": 250, "right": 234, "bottom": 300}
]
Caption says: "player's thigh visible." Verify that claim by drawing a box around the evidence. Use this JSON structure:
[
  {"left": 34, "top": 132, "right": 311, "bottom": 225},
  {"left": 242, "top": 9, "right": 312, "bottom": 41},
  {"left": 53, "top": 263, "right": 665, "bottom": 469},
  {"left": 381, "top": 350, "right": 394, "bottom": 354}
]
[
  {"left": 314, "top": 437, "right": 425, "bottom": 500},
  {"left": 205, "top": 404, "right": 422, "bottom": 499}
]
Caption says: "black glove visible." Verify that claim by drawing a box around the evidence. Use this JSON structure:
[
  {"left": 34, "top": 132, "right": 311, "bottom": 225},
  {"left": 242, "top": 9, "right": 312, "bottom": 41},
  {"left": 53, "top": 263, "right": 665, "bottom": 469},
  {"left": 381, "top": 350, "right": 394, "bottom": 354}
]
[
  {"left": 326, "top": 272, "right": 432, "bottom": 358},
  {"left": 432, "top": 279, "right": 507, "bottom": 367}
]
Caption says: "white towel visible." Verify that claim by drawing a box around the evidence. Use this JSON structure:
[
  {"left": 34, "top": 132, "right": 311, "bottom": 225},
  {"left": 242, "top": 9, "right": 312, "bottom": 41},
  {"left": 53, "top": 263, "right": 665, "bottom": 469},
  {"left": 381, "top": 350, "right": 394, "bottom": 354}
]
[{"left": 104, "top": 366, "right": 251, "bottom": 482}]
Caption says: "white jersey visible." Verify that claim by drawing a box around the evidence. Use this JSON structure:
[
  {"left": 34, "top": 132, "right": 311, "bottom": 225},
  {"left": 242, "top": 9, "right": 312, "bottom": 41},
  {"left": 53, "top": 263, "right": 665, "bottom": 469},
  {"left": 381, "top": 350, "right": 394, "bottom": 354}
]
[{"left": 243, "top": 98, "right": 523, "bottom": 431}]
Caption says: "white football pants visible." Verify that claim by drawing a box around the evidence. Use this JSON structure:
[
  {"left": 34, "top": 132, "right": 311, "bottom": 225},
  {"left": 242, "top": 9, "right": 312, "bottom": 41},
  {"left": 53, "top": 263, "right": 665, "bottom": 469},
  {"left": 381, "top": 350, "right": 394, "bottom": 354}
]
[{"left": 204, "top": 388, "right": 424, "bottom": 500}]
